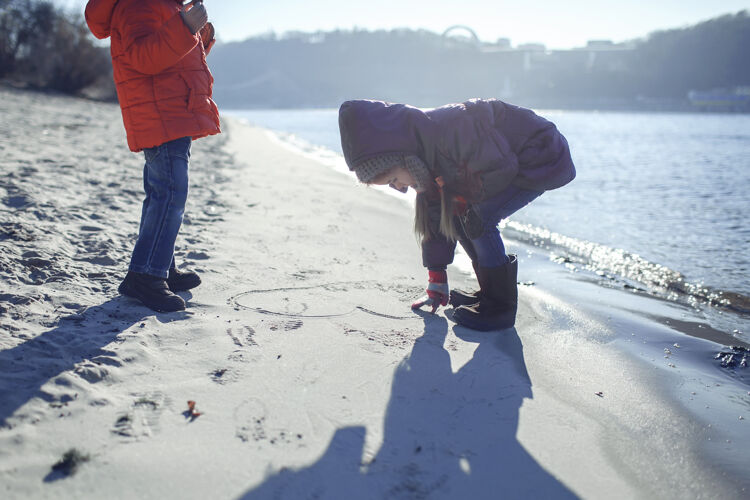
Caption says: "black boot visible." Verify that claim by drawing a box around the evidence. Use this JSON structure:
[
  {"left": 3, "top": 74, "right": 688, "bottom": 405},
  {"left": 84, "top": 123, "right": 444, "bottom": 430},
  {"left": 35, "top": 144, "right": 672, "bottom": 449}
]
[
  {"left": 453, "top": 255, "right": 518, "bottom": 331},
  {"left": 118, "top": 271, "right": 186, "bottom": 312},
  {"left": 449, "top": 259, "right": 482, "bottom": 307},
  {"left": 449, "top": 288, "right": 482, "bottom": 307},
  {"left": 167, "top": 265, "right": 201, "bottom": 292}
]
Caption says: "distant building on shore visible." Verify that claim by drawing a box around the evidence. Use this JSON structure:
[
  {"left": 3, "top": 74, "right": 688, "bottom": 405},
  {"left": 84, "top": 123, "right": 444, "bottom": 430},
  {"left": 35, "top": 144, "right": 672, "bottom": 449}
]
[
  {"left": 586, "top": 40, "right": 615, "bottom": 49},
  {"left": 688, "top": 87, "right": 750, "bottom": 112}
]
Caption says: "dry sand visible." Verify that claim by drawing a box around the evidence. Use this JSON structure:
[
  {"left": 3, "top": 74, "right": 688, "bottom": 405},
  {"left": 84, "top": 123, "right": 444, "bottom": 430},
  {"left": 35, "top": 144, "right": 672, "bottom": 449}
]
[{"left": 1, "top": 87, "right": 748, "bottom": 499}]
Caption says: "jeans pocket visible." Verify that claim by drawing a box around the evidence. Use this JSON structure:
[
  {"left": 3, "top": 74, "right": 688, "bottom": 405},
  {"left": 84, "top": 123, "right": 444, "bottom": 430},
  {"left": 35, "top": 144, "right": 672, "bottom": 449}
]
[
  {"left": 143, "top": 146, "right": 161, "bottom": 163},
  {"left": 167, "top": 137, "right": 192, "bottom": 161}
]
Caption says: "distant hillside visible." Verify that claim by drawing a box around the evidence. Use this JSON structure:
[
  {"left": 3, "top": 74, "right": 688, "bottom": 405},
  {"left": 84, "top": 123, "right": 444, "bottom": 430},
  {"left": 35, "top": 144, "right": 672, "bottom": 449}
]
[{"left": 209, "top": 11, "right": 750, "bottom": 110}]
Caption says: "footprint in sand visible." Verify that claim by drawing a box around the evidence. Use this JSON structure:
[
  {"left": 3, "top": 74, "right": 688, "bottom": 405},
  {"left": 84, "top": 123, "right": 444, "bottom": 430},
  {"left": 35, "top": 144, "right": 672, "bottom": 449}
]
[
  {"left": 225, "top": 326, "right": 262, "bottom": 364},
  {"left": 0, "top": 222, "right": 35, "bottom": 242},
  {"left": 226, "top": 325, "right": 259, "bottom": 347},
  {"left": 209, "top": 367, "right": 238, "bottom": 385},
  {"left": 291, "top": 269, "right": 324, "bottom": 281},
  {"left": 241, "top": 319, "right": 304, "bottom": 338},
  {"left": 3, "top": 194, "right": 32, "bottom": 208},
  {"left": 73, "top": 254, "right": 118, "bottom": 266},
  {"left": 73, "top": 361, "right": 111, "bottom": 384},
  {"left": 186, "top": 251, "right": 209, "bottom": 260},
  {"left": 233, "top": 398, "right": 303, "bottom": 447},
  {"left": 233, "top": 398, "right": 268, "bottom": 443},
  {"left": 111, "top": 392, "right": 169, "bottom": 440},
  {"left": 269, "top": 319, "right": 303, "bottom": 332}
]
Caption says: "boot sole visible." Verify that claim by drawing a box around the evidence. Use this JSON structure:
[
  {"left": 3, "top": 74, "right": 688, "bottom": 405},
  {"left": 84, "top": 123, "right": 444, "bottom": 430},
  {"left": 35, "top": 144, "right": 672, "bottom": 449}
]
[
  {"left": 167, "top": 280, "right": 201, "bottom": 293},
  {"left": 453, "top": 309, "right": 515, "bottom": 331}
]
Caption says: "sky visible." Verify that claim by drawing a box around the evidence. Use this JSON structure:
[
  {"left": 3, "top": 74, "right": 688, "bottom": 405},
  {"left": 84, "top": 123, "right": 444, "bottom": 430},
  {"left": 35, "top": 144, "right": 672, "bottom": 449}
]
[{"left": 65, "top": 0, "right": 750, "bottom": 49}]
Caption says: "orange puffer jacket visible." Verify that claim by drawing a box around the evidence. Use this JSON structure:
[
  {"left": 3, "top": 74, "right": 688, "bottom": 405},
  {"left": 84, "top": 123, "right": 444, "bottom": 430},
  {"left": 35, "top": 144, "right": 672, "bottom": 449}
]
[{"left": 85, "top": 0, "right": 220, "bottom": 152}]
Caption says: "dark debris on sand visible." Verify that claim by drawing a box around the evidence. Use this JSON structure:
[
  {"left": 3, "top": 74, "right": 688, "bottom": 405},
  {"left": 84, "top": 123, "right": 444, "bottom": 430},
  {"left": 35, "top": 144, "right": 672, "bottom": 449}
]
[{"left": 45, "top": 448, "right": 90, "bottom": 481}]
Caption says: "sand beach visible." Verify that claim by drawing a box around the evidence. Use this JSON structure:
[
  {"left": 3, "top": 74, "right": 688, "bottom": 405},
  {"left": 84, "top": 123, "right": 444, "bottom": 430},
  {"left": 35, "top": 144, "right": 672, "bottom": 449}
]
[{"left": 0, "top": 87, "right": 748, "bottom": 499}]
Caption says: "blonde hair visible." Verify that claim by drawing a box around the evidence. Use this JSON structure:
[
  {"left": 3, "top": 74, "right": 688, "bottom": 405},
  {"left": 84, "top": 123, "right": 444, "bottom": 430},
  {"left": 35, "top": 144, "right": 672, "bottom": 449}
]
[
  {"left": 414, "top": 188, "right": 460, "bottom": 243},
  {"left": 370, "top": 163, "right": 460, "bottom": 244}
]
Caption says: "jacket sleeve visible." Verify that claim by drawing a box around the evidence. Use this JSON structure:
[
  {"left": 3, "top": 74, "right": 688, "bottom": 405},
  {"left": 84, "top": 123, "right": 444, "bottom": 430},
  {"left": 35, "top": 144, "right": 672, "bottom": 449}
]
[
  {"left": 419, "top": 193, "right": 458, "bottom": 269},
  {"left": 444, "top": 113, "right": 520, "bottom": 201},
  {"left": 422, "top": 233, "right": 457, "bottom": 270},
  {"left": 85, "top": 0, "right": 117, "bottom": 39},
  {"left": 118, "top": 7, "right": 199, "bottom": 75}
]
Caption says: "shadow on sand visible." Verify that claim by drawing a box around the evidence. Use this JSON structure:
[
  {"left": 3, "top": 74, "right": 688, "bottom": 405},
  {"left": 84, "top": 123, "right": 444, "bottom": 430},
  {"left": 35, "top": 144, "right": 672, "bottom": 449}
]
[
  {"left": 240, "top": 311, "right": 577, "bottom": 499},
  {"left": 0, "top": 296, "right": 190, "bottom": 429}
]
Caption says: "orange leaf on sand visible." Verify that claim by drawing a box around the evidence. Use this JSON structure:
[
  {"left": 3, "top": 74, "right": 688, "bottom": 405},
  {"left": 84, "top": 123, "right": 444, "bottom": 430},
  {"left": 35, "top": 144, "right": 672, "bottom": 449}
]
[{"left": 186, "top": 400, "right": 202, "bottom": 418}]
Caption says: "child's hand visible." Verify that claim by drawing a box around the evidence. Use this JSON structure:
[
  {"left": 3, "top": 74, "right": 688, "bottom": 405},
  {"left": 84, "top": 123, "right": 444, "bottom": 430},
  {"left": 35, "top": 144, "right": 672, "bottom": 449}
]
[
  {"left": 200, "top": 22, "right": 215, "bottom": 43},
  {"left": 411, "top": 270, "right": 449, "bottom": 313},
  {"left": 180, "top": 0, "right": 208, "bottom": 35},
  {"left": 200, "top": 22, "right": 215, "bottom": 51}
]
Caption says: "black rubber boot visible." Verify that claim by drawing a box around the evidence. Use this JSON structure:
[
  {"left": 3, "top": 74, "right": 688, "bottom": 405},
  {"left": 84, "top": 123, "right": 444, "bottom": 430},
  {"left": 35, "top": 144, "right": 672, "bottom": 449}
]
[
  {"left": 448, "top": 260, "right": 482, "bottom": 307},
  {"left": 167, "top": 265, "right": 201, "bottom": 292},
  {"left": 118, "top": 271, "right": 186, "bottom": 312},
  {"left": 449, "top": 288, "right": 482, "bottom": 307},
  {"left": 453, "top": 255, "right": 518, "bottom": 331}
]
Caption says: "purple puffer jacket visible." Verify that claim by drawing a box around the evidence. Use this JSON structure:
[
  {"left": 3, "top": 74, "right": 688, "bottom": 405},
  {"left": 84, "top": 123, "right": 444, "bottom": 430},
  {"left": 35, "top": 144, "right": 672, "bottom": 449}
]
[{"left": 339, "top": 98, "right": 575, "bottom": 268}]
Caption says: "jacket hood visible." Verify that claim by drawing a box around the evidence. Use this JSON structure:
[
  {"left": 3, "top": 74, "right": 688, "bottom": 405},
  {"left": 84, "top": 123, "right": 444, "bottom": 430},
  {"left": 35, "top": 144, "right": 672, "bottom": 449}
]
[
  {"left": 85, "top": 0, "right": 120, "bottom": 39},
  {"left": 338, "top": 100, "right": 433, "bottom": 170},
  {"left": 85, "top": 0, "right": 183, "bottom": 39}
]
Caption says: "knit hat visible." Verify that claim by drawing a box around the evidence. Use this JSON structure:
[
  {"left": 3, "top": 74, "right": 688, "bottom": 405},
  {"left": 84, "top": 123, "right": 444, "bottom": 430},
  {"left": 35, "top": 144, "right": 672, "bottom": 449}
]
[
  {"left": 353, "top": 154, "right": 403, "bottom": 184},
  {"left": 353, "top": 153, "right": 433, "bottom": 192},
  {"left": 403, "top": 154, "right": 432, "bottom": 193}
]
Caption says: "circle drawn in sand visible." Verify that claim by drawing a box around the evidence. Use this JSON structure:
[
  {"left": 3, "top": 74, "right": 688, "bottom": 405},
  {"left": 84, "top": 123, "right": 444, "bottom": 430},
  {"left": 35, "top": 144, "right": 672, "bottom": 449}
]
[{"left": 229, "top": 282, "right": 414, "bottom": 320}]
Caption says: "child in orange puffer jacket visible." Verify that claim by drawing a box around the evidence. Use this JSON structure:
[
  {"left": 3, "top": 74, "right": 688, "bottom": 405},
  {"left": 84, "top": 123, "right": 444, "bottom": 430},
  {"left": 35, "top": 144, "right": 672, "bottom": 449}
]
[{"left": 85, "top": 0, "right": 221, "bottom": 312}]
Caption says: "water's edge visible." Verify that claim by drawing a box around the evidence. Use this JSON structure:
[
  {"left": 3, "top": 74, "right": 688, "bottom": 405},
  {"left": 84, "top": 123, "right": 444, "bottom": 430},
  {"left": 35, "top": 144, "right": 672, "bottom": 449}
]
[{"left": 225, "top": 114, "right": 750, "bottom": 345}]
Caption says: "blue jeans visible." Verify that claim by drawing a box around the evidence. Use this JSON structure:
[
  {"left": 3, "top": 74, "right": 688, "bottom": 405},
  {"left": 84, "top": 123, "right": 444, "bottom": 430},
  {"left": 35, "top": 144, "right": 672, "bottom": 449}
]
[
  {"left": 462, "top": 186, "right": 542, "bottom": 268},
  {"left": 129, "top": 137, "right": 191, "bottom": 278}
]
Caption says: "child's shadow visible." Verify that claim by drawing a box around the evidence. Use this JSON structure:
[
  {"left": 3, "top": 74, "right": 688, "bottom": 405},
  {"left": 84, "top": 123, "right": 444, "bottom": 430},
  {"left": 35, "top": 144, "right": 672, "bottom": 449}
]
[
  {"left": 0, "top": 297, "right": 189, "bottom": 428},
  {"left": 240, "top": 311, "right": 577, "bottom": 499}
]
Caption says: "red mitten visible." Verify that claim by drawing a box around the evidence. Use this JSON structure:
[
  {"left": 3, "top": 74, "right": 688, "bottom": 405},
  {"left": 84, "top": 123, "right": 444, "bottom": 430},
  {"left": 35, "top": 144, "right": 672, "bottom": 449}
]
[{"left": 411, "top": 270, "right": 449, "bottom": 313}]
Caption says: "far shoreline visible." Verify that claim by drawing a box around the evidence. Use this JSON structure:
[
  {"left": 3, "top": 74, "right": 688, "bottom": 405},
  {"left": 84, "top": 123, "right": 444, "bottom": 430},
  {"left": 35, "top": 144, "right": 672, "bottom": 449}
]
[{"left": 220, "top": 102, "right": 750, "bottom": 115}]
